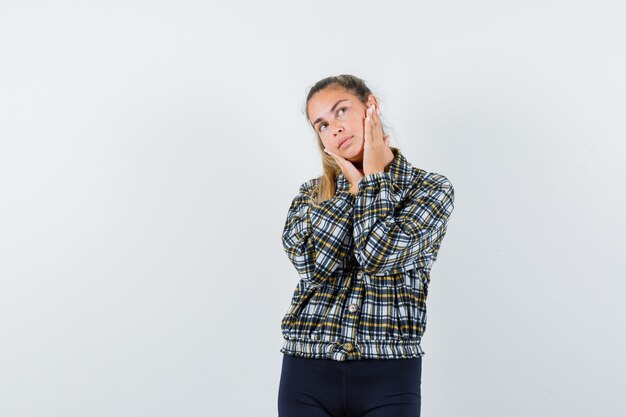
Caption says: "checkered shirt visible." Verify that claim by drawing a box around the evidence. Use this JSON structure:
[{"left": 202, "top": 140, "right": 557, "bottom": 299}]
[{"left": 280, "top": 147, "right": 455, "bottom": 361}]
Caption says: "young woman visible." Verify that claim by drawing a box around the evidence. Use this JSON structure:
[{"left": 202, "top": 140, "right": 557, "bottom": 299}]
[{"left": 277, "top": 74, "right": 455, "bottom": 417}]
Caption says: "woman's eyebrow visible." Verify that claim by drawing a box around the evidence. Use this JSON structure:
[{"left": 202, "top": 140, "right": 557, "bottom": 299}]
[{"left": 312, "top": 99, "right": 349, "bottom": 126}]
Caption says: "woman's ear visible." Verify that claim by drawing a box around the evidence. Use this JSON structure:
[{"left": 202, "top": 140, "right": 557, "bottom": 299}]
[{"left": 366, "top": 94, "right": 379, "bottom": 109}]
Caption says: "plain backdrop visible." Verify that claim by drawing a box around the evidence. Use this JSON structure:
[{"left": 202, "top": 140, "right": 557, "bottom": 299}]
[{"left": 1, "top": 1, "right": 625, "bottom": 416}]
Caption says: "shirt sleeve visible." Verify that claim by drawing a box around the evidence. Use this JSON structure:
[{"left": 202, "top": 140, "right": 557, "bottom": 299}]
[
  {"left": 352, "top": 171, "right": 455, "bottom": 275},
  {"left": 281, "top": 179, "right": 356, "bottom": 287}
]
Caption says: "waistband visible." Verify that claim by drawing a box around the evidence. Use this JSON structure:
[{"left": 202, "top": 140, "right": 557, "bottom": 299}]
[{"left": 280, "top": 337, "right": 424, "bottom": 362}]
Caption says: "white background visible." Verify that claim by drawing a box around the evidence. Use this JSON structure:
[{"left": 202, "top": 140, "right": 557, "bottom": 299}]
[{"left": 1, "top": 1, "right": 625, "bottom": 416}]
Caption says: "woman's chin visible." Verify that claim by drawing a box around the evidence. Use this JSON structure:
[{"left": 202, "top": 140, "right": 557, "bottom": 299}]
[{"left": 342, "top": 144, "right": 363, "bottom": 161}]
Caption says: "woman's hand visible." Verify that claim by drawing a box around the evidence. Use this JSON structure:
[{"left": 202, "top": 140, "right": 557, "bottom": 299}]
[
  {"left": 363, "top": 104, "right": 393, "bottom": 176},
  {"left": 323, "top": 149, "right": 364, "bottom": 196}
]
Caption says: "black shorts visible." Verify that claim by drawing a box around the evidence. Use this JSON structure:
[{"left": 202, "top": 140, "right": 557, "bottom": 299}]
[{"left": 278, "top": 353, "right": 422, "bottom": 417}]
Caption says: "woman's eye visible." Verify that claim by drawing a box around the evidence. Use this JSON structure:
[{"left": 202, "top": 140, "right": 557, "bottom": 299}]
[{"left": 318, "top": 107, "right": 347, "bottom": 132}]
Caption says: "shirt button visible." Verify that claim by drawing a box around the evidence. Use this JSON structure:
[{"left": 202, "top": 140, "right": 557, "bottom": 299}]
[
  {"left": 348, "top": 303, "right": 359, "bottom": 313},
  {"left": 356, "top": 271, "right": 364, "bottom": 279},
  {"left": 343, "top": 342, "right": 354, "bottom": 352}
]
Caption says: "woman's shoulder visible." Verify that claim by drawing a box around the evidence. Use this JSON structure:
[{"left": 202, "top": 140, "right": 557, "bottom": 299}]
[
  {"left": 297, "top": 176, "right": 321, "bottom": 194},
  {"left": 409, "top": 167, "right": 454, "bottom": 194}
]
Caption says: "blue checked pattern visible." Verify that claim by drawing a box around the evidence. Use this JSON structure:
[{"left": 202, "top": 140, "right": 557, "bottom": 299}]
[{"left": 280, "top": 147, "right": 455, "bottom": 361}]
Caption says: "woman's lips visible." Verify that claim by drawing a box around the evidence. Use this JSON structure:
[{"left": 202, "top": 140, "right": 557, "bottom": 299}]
[{"left": 339, "top": 135, "right": 353, "bottom": 148}]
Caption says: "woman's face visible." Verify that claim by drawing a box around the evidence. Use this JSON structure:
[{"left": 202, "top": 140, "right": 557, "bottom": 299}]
[{"left": 307, "top": 86, "right": 377, "bottom": 163}]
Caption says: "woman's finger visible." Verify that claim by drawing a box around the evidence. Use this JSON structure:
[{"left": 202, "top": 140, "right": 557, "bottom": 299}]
[
  {"left": 325, "top": 147, "right": 362, "bottom": 187},
  {"left": 372, "top": 105, "right": 383, "bottom": 144},
  {"left": 364, "top": 106, "right": 372, "bottom": 146},
  {"left": 371, "top": 104, "right": 377, "bottom": 126},
  {"left": 324, "top": 148, "right": 345, "bottom": 168},
  {"left": 363, "top": 110, "right": 370, "bottom": 146},
  {"left": 370, "top": 105, "right": 382, "bottom": 144}
]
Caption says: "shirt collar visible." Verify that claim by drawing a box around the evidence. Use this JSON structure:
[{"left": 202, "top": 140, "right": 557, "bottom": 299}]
[{"left": 336, "top": 147, "right": 415, "bottom": 192}]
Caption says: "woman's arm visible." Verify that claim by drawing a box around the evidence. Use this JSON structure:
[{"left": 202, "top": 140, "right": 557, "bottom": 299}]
[
  {"left": 353, "top": 171, "right": 455, "bottom": 275},
  {"left": 282, "top": 180, "right": 355, "bottom": 287}
]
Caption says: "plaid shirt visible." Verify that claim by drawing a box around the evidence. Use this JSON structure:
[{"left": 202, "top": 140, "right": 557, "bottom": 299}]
[{"left": 280, "top": 147, "right": 455, "bottom": 361}]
